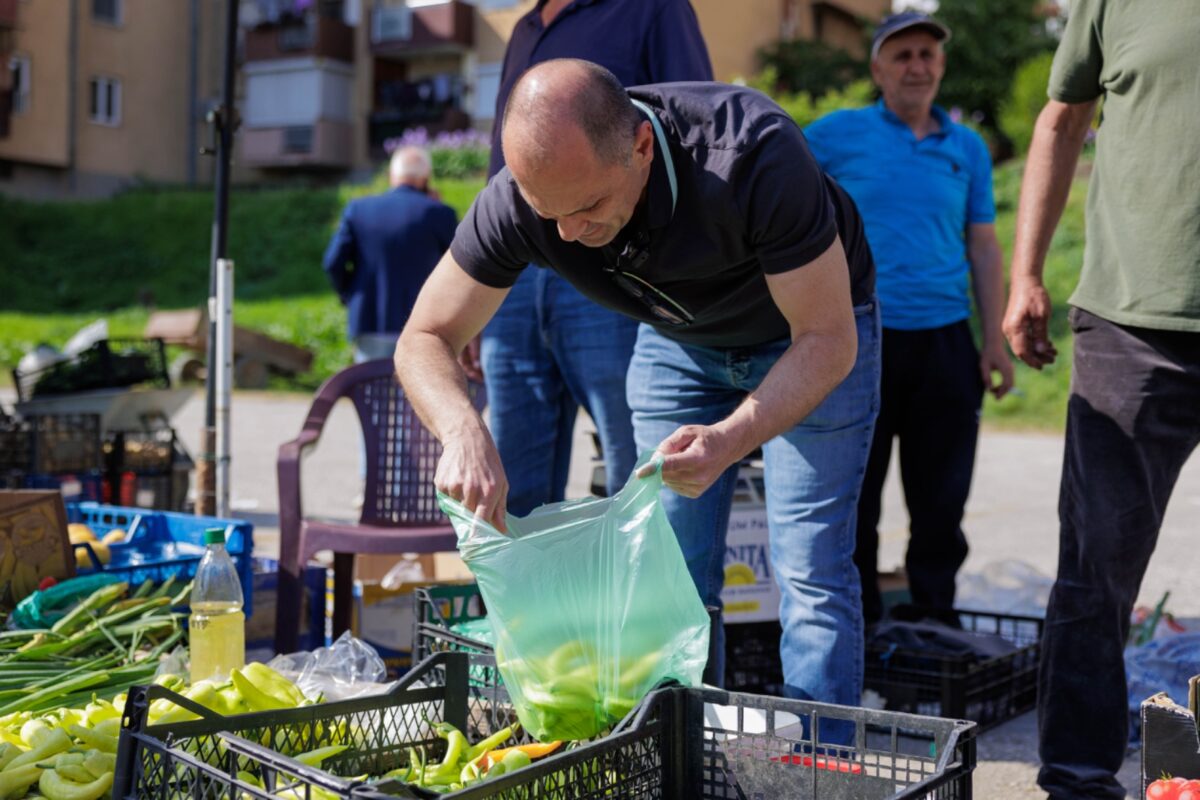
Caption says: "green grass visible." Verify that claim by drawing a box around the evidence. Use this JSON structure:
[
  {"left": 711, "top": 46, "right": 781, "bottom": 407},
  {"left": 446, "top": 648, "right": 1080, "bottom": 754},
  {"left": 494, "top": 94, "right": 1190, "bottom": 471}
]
[
  {"left": 0, "top": 161, "right": 1089, "bottom": 429},
  {"left": 0, "top": 173, "right": 486, "bottom": 393},
  {"left": 978, "top": 158, "right": 1087, "bottom": 430}
]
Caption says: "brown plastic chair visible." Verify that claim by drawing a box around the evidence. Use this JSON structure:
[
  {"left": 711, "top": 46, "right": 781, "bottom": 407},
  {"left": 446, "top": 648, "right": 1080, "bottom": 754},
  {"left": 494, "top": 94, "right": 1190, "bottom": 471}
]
[{"left": 274, "top": 358, "right": 485, "bottom": 654}]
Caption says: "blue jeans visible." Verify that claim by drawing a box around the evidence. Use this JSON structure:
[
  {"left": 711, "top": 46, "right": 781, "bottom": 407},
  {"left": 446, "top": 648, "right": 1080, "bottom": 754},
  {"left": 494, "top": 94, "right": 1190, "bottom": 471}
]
[
  {"left": 481, "top": 268, "right": 639, "bottom": 516},
  {"left": 627, "top": 300, "right": 880, "bottom": 711}
]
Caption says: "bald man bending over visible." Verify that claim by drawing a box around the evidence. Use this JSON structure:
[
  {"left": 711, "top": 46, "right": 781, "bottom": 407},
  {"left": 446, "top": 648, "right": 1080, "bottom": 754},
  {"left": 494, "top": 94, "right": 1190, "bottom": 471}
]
[{"left": 396, "top": 59, "right": 880, "bottom": 711}]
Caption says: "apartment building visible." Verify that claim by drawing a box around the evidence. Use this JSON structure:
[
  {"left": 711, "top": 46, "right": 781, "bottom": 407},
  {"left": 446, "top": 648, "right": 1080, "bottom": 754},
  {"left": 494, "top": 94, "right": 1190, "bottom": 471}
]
[
  {"left": 0, "top": 0, "right": 888, "bottom": 197},
  {"left": 0, "top": 0, "right": 236, "bottom": 198}
]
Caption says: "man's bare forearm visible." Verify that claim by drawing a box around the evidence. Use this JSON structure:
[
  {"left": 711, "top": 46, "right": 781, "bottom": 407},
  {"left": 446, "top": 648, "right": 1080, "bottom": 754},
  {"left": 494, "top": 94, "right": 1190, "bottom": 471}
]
[
  {"left": 394, "top": 329, "right": 487, "bottom": 443},
  {"left": 1011, "top": 100, "right": 1097, "bottom": 285},
  {"left": 714, "top": 323, "right": 857, "bottom": 460},
  {"left": 970, "top": 232, "right": 1006, "bottom": 348}
]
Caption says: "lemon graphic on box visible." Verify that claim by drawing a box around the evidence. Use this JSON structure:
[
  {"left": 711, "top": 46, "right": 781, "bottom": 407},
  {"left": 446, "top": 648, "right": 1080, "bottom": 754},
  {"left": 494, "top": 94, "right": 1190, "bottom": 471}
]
[{"left": 724, "top": 563, "right": 757, "bottom": 586}]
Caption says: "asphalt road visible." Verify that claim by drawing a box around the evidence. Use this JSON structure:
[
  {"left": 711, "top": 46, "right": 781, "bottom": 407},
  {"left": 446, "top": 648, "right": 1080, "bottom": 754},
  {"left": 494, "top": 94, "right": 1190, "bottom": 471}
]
[{"left": 16, "top": 386, "right": 1200, "bottom": 797}]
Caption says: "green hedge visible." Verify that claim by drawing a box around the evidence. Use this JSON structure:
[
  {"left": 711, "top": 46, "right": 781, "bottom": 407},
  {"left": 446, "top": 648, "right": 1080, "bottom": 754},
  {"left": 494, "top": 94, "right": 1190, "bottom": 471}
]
[{"left": 999, "top": 52, "right": 1056, "bottom": 156}]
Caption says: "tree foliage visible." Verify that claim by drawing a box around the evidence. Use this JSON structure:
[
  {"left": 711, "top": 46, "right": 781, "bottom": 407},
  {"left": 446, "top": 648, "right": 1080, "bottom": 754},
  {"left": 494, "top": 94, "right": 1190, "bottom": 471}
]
[
  {"left": 756, "top": 38, "right": 868, "bottom": 99},
  {"left": 932, "top": 0, "right": 1055, "bottom": 135},
  {"left": 998, "top": 51, "right": 1056, "bottom": 155}
]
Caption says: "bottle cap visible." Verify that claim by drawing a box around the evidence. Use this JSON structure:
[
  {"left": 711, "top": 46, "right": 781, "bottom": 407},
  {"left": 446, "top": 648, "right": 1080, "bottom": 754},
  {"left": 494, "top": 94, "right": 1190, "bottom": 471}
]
[{"left": 204, "top": 528, "right": 226, "bottom": 545}]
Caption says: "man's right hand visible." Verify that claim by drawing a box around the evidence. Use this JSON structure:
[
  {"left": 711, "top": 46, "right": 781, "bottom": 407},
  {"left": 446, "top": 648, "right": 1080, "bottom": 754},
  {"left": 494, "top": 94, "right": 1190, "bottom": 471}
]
[
  {"left": 1002, "top": 279, "right": 1058, "bottom": 369},
  {"left": 435, "top": 428, "right": 509, "bottom": 533}
]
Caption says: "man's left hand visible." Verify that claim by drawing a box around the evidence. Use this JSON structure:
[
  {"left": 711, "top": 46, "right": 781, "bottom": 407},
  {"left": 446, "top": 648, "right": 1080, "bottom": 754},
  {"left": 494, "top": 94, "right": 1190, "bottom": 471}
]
[
  {"left": 635, "top": 424, "right": 740, "bottom": 498},
  {"left": 979, "top": 342, "right": 1015, "bottom": 400}
]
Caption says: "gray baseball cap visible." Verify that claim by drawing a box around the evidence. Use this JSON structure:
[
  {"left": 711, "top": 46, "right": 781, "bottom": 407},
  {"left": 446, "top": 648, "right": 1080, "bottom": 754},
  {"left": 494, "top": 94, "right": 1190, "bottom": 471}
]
[{"left": 871, "top": 12, "right": 952, "bottom": 60}]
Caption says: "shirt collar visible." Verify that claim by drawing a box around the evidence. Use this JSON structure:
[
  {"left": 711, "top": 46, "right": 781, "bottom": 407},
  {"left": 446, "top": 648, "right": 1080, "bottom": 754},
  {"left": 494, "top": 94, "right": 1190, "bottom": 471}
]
[
  {"left": 529, "top": 0, "right": 600, "bottom": 28},
  {"left": 875, "top": 99, "right": 951, "bottom": 138}
]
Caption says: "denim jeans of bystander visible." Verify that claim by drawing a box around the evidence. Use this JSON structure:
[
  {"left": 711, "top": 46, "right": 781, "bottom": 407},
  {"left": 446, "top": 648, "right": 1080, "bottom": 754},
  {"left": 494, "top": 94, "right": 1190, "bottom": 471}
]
[{"left": 481, "top": 267, "right": 640, "bottom": 516}]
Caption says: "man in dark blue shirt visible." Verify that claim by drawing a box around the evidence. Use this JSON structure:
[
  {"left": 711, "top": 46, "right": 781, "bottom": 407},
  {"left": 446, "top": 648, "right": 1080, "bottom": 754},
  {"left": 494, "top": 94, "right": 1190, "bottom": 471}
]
[
  {"left": 323, "top": 146, "right": 457, "bottom": 363},
  {"left": 463, "top": 0, "right": 712, "bottom": 518},
  {"left": 397, "top": 60, "right": 880, "bottom": 711}
]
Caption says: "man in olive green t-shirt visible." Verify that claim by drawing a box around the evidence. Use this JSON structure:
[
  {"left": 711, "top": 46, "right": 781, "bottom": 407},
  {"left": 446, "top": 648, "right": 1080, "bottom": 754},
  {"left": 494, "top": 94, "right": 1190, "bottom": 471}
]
[{"left": 1002, "top": 0, "right": 1200, "bottom": 797}]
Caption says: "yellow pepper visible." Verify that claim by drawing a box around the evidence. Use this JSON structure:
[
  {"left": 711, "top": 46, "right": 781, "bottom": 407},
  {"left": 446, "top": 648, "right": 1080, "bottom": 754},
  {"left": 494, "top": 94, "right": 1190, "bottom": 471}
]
[
  {"left": 0, "top": 764, "right": 43, "bottom": 798},
  {"left": 8, "top": 727, "right": 72, "bottom": 770},
  {"left": 241, "top": 663, "right": 306, "bottom": 706},
  {"left": 68, "top": 723, "right": 118, "bottom": 754},
  {"left": 38, "top": 767, "right": 113, "bottom": 800},
  {"left": 229, "top": 669, "right": 290, "bottom": 712}
]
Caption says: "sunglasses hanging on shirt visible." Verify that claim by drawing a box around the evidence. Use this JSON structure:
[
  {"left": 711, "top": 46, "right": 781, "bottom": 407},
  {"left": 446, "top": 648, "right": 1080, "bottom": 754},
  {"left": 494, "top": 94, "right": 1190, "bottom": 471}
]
[{"left": 602, "top": 100, "right": 695, "bottom": 327}]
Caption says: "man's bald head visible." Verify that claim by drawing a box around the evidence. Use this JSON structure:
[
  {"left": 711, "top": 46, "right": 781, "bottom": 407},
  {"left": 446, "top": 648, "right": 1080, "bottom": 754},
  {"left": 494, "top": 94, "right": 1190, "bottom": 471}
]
[{"left": 501, "top": 59, "right": 643, "bottom": 170}]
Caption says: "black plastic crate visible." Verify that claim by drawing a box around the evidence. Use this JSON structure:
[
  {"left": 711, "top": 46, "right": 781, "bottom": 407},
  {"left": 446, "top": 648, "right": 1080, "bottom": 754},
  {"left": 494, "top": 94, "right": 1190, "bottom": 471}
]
[
  {"left": 12, "top": 338, "right": 169, "bottom": 401},
  {"left": 103, "top": 427, "right": 192, "bottom": 510},
  {"left": 115, "top": 651, "right": 977, "bottom": 800},
  {"left": 0, "top": 414, "right": 32, "bottom": 471},
  {"left": 33, "top": 413, "right": 103, "bottom": 473},
  {"left": 725, "top": 621, "right": 785, "bottom": 696},
  {"left": 864, "top": 608, "right": 1044, "bottom": 731}
]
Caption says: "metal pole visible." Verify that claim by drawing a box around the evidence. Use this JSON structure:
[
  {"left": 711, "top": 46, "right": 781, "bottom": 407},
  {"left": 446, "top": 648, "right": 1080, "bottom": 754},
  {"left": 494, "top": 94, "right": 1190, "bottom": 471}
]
[
  {"left": 198, "top": 0, "right": 239, "bottom": 516},
  {"left": 215, "top": 258, "right": 234, "bottom": 519}
]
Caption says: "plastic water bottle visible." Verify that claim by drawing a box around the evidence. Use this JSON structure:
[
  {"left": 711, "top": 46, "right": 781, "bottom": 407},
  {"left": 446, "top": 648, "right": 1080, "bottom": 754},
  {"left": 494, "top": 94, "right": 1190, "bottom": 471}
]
[{"left": 189, "top": 527, "right": 245, "bottom": 683}]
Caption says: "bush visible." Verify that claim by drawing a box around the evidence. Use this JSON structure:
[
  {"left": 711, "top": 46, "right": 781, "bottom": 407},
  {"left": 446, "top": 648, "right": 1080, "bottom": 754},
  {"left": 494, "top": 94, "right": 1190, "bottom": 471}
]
[
  {"left": 771, "top": 79, "right": 876, "bottom": 128},
  {"left": 998, "top": 52, "right": 1055, "bottom": 155},
  {"left": 384, "top": 127, "right": 491, "bottom": 180},
  {"left": 934, "top": 0, "right": 1056, "bottom": 139},
  {"left": 756, "top": 38, "right": 868, "bottom": 99}
]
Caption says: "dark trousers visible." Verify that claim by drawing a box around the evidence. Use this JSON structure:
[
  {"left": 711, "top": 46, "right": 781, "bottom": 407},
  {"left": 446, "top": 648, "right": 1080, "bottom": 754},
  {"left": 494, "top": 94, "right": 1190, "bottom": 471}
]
[
  {"left": 1039, "top": 308, "right": 1200, "bottom": 799},
  {"left": 855, "top": 320, "right": 983, "bottom": 624}
]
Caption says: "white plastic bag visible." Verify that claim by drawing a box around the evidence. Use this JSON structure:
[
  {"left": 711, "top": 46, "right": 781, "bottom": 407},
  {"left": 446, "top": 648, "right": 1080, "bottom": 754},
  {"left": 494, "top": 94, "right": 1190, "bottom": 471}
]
[{"left": 267, "top": 631, "right": 393, "bottom": 701}]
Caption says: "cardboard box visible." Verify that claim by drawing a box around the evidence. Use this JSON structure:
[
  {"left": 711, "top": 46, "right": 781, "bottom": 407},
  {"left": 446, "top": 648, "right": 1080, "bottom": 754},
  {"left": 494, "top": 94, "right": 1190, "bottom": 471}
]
[
  {"left": 721, "top": 502, "right": 779, "bottom": 623},
  {"left": 245, "top": 557, "right": 329, "bottom": 663},
  {"left": 330, "top": 552, "right": 474, "bottom": 678},
  {"left": 0, "top": 490, "right": 75, "bottom": 607},
  {"left": 1141, "top": 675, "right": 1200, "bottom": 793},
  {"left": 351, "top": 552, "right": 473, "bottom": 584}
]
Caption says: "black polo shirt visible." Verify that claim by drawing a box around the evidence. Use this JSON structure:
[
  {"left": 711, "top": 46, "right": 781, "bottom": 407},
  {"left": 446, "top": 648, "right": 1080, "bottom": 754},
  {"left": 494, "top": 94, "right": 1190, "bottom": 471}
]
[{"left": 452, "top": 82, "right": 876, "bottom": 348}]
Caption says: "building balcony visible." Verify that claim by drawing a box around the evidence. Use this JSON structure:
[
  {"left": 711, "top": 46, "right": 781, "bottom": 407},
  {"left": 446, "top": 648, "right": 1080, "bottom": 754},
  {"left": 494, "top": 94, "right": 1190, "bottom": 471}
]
[
  {"left": 371, "top": 1, "right": 473, "bottom": 55},
  {"left": 0, "top": 88, "right": 11, "bottom": 139},
  {"left": 0, "top": 0, "right": 17, "bottom": 29},
  {"left": 244, "top": 13, "right": 354, "bottom": 64},
  {"left": 242, "top": 120, "right": 353, "bottom": 169}
]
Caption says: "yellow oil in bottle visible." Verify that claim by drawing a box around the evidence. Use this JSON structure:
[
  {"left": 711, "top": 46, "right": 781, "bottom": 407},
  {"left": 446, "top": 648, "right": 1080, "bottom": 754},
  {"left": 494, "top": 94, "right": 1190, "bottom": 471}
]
[{"left": 189, "top": 600, "right": 246, "bottom": 683}]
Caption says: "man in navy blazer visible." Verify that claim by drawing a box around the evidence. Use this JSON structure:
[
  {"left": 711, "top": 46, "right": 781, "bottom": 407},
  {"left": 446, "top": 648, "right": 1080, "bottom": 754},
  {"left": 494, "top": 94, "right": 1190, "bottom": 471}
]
[{"left": 323, "top": 146, "right": 458, "bottom": 363}]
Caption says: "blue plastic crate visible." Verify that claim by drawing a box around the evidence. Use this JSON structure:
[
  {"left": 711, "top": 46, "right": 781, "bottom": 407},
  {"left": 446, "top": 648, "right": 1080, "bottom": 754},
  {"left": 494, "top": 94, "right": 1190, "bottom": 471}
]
[{"left": 64, "top": 501, "right": 255, "bottom": 616}]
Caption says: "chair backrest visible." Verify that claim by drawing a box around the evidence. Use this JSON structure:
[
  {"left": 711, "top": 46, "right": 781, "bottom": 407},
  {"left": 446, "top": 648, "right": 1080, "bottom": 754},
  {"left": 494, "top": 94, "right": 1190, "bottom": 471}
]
[{"left": 335, "top": 359, "right": 485, "bottom": 527}]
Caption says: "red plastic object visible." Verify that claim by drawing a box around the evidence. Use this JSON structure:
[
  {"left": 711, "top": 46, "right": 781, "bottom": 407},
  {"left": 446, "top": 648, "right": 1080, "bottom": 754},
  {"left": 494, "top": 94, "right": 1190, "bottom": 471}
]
[
  {"left": 37, "top": 576, "right": 58, "bottom": 591},
  {"left": 771, "top": 754, "right": 863, "bottom": 774}
]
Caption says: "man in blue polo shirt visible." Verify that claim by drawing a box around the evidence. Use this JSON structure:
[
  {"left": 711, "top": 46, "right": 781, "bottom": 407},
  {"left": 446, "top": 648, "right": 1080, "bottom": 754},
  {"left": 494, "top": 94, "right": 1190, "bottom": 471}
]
[
  {"left": 805, "top": 13, "right": 1013, "bottom": 624},
  {"left": 460, "top": 0, "right": 712, "bottom": 518}
]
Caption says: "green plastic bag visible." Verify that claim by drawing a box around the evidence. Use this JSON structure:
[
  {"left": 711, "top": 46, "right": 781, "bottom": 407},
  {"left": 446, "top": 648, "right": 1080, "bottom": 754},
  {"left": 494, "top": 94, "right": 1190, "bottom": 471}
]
[{"left": 438, "top": 453, "right": 710, "bottom": 742}]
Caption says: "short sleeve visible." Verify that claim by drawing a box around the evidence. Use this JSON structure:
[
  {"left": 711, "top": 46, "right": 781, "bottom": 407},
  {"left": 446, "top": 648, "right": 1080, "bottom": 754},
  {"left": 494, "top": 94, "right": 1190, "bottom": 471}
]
[
  {"left": 964, "top": 130, "right": 996, "bottom": 225},
  {"left": 1048, "top": 0, "right": 1105, "bottom": 103},
  {"left": 449, "top": 171, "right": 533, "bottom": 288},
  {"left": 737, "top": 117, "right": 838, "bottom": 275}
]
